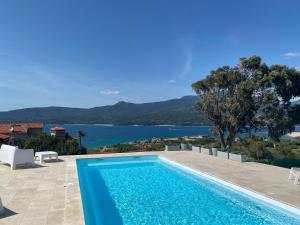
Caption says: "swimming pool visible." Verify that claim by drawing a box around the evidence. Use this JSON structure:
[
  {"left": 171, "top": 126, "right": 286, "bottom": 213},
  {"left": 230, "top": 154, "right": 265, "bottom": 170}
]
[{"left": 76, "top": 156, "right": 300, "bottom": 225}]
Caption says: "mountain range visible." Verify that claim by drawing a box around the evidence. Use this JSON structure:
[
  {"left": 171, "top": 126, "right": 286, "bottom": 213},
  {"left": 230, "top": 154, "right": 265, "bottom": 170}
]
[{"left": 0, "top": 96, "right": 209, "bottom": 125}]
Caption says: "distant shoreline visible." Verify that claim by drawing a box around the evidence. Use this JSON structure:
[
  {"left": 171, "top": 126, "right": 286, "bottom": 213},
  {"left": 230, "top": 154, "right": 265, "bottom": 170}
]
[
  {"left": 43, "top": 125, "right": 212, "bottom": 148},
  {"left": 45, "top": 123, "right": 212, "bottom": 127}
]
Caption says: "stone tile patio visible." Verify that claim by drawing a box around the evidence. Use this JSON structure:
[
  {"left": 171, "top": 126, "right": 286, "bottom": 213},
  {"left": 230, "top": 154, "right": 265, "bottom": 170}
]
[{"left": 0, "top": 151, "right": 299, "bottom": 225}]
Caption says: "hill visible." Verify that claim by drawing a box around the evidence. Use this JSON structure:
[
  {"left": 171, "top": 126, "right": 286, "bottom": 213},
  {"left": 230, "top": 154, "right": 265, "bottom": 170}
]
[{"left": 0, "top": 96, "right": 209, "bottom": 125}]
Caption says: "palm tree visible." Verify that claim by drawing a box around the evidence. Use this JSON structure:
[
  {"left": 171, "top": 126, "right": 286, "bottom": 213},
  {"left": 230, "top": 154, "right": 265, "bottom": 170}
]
[{"left": 77, "top": 130, "right": 85, "bottom": 147}]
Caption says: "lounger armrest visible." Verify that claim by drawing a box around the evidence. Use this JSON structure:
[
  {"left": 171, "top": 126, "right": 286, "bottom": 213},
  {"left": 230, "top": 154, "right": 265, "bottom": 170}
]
[{"left": 0, "top": 145, "right": 18, "bottom": 164}]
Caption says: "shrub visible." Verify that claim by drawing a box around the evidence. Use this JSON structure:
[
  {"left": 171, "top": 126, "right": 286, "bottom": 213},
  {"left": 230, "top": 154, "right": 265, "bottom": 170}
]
[
  {"left": 228, "top": 146, "right": 246, "bottom": 154},
  {"left": 275, "top": 142, "right": 292, "bottom": 156},
  {"left": 19, "top": 133, "right": 86, "bottom": 155},
  {"left": 189, "top": 138, "right": 216, "bottom": 147},
  {"left": 210, "top": 142, "right": 221, "bottom": 148},
  {"left": 111, "top": 144, "right": 139, "bottom": 153},
  {"left": 247, "top": 140, "right": 269, "bottom": 161}
]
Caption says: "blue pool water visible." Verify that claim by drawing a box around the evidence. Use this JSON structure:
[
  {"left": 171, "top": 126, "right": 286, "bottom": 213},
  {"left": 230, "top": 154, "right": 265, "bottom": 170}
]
[{"left": 77, "top": 156, "right": 300, "bottom": 225}]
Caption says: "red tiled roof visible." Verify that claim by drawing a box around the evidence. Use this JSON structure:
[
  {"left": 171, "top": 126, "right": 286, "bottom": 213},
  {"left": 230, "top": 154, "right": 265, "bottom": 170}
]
[
  {"left": 50, "top": 127, "right": 65, "bottom": 131},
  {"left": 0, "top": 123, "right": 43, "bottom": 134}
]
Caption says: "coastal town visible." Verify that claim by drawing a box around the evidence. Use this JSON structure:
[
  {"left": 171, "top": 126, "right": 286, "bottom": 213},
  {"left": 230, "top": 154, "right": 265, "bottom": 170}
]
[{"left": 0, "top": 123, "right": 73, "bottom": 145}]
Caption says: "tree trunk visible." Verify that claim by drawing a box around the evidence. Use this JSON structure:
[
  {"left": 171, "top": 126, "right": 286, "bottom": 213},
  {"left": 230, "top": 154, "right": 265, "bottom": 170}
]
[
  {"left": 226, "top": 130, "right": 235, "bottom": 150},
  {"left": 225, "top": 128, "right": 237, "bottom": 159},
  {"left": 219, "top": 131, "right": 226, "bottom": 151}
]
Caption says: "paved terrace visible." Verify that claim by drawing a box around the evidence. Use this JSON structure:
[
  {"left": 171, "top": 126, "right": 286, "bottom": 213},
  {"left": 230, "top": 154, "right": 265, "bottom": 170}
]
[{"left": 0, "top": 151, "right": 299, "bottom": 225}]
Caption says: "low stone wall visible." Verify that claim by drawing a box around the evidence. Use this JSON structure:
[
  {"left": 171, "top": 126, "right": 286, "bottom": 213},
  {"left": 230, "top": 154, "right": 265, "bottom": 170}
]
[
  {"left": 217, "top": 151, "right": 229, "bottom": 159},
  {"left": 165, "top": 145, "right": 181, "bottom": 151},
  {"left": 217, "top": 151, "right": 246, "bottom": 162},
  {"left": 191, "top": 146, "right": 201, "bottom": 152},
  {"left": 229, "top": 153, "right": 246, "bottom": 162},
  {"left": 178, "top": 144, "right": 246, "bottom": 162},
  {"left": 201, "top": 147, "right": 212, "bottom": 155},
  {"left": 180, "top": 143, "right": 188, "bottom": 150},
  {"left": 212, "top": 148, "right": 218, "bottom": 156}
]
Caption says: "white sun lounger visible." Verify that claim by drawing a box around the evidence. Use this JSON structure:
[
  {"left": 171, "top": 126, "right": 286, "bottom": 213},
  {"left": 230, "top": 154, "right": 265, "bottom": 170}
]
[
  {"left": 0, "top": 144, "right": 34, "bottom": 170},
  {"left": 35, "top": 151, "right": 58, "bottom": 163},
  {"left": 288, "top": 167, "right": 300, "bottom": 185}
]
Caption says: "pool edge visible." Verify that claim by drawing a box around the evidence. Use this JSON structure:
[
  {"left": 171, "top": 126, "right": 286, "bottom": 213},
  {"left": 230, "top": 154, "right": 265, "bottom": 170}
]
[{"left": 159, "top": 156, "right": 300, "bottom": 217}]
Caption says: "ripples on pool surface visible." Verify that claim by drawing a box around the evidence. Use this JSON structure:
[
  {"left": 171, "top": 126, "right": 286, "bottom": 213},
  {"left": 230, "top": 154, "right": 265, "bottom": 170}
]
[{"left": 76, "top": 156, "right": 300, "bottom": 225}]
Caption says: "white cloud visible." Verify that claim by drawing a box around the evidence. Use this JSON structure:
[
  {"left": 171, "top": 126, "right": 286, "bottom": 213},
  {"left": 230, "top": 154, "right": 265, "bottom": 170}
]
[
  {"left": 283, "top": 52, "right": 300, "bottom": 58},
  {"left": 100, "top": 89, "right": 120, "bottom": 95},
  {"left": 169, "top": 79, "right": 175, "bottom": 83}
]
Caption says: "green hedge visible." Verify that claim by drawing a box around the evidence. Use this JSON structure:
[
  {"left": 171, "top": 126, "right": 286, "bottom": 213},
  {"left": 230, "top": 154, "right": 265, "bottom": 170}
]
[{"left": 19, "top": 133, "right": 87, "bottom": 155}]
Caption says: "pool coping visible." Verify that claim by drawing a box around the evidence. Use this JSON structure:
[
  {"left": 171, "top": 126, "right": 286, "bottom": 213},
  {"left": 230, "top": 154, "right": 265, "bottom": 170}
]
[{"left": 159, "top": 156, "right": 300, "bottom": 217}]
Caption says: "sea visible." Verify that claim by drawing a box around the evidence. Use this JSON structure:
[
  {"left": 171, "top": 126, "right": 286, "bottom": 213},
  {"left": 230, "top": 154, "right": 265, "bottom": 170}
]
[
  {"left": 44, "top": 124, "right": 212, "bottom": 148},
  {"left": 44, "top": 124, "right": 300, "bottom": 149}
]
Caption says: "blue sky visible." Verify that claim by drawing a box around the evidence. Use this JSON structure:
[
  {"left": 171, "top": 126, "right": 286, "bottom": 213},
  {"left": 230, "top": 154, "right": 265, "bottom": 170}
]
[{"left": 0, "top": 0, "right": 300, "bottom": 111}]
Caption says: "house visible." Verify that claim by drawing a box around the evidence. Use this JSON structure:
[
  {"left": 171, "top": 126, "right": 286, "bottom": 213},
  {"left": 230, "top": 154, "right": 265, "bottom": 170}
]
[
  {"left": 0, "top": 123, "right": 44, "bottom": 145},
  {"left": 50, "top": 127, "right": 66, "bottom": 139}
]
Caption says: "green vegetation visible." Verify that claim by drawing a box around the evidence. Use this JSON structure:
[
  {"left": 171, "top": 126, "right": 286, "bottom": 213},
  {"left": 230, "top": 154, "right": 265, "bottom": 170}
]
[
  {"left": 192, "top": 56, "right": 300, "bottom": 154},
  {"left": 190, "top": 136, "right": 300, "bottom": 168},
  {"left": 91, "top": 142, "right": 164, "bottom": 154},
  {"left": 19, "top": 133, "right": 87, "bottom": 155},
  {"left": 229, "top": 137, "right": 300, "bottom": 168}
]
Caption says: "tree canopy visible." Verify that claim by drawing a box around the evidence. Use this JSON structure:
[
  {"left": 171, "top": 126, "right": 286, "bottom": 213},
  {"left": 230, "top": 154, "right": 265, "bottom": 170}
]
[{"left": 192, "top": 56, "right": 300, "bottom": 152}]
